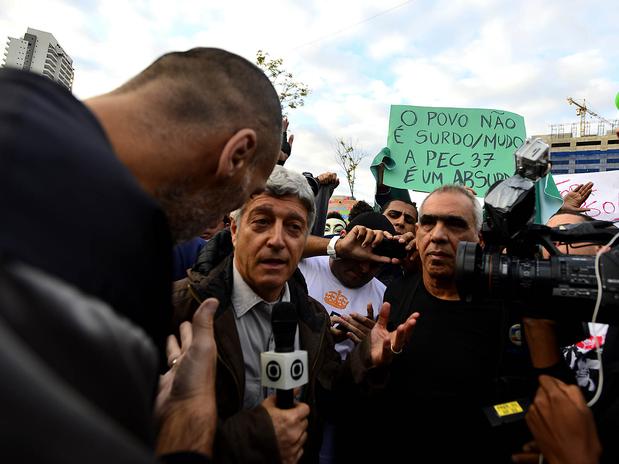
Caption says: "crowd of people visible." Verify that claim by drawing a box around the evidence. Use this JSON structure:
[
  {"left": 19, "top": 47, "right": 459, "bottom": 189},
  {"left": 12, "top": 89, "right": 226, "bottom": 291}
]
[{"left": 1, "top": 45, "right": 617, "bottom": 464}]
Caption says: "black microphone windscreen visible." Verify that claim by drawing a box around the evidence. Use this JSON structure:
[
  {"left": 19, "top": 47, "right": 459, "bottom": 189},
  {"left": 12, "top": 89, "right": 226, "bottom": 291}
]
[{"left": 272, "top": 302, "right": 297, "bottom": 353}]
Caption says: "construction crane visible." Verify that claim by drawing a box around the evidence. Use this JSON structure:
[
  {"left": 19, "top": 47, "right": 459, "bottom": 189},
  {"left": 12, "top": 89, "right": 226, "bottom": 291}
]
[{"left": 567, "top": 97, "right": 614, "bottom": 137}]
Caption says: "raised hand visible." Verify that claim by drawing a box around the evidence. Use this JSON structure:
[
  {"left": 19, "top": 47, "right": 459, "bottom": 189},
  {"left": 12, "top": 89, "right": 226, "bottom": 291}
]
[
  {"left": 279, "top": 117, "right": 294, "bottom": 164},
  {"left": 561, "top": 182, "right": 594, "bottom": 213},
  {"left": 336, "top": 225, "right": 397, "bottom": 264},
  {"left": 316, "top": 172, "right": 339, "bottom": 187},
  {"left": 369, "top": 302, "right": 419, "bottom": 366},
  {"left": 155, "top": 298, "right": 219, "bottom": 456}
]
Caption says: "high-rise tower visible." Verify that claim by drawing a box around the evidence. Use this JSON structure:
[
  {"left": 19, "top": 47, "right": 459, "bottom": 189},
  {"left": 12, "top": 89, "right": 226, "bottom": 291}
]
[{"left": 3, "top": 27, "right": 74, "bottom": 91}]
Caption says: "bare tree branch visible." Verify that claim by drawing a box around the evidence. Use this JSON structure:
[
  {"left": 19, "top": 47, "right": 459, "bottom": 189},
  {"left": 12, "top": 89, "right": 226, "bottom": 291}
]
[{"left": 334, "top": 138, "right": 367, "bottom": 199}]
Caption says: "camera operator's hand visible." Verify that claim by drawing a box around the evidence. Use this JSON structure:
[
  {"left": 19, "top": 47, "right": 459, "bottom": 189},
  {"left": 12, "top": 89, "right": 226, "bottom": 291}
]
[
  {"left": 560, "top": 182, "right": 593, "bottom": 214},
  {"left": 525, "top": 375, "right": 601, "bottom": 464}
]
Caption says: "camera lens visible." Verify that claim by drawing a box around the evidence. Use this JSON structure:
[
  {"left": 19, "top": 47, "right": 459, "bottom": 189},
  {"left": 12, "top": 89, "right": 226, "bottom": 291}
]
[
  {"left": 455, "top": 241, "right": 482, "bottom": 301},
  {"left": 455, "top": 241, "right": 619, "bottom": 321}
]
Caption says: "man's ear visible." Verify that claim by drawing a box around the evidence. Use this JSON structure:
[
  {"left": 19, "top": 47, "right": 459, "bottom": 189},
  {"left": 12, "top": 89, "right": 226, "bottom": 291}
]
[
  {"left": 230, "top": 217, "right": 239, "bottom": 248},
  {"left": 215, "top": 129, "right": 257, "bottom": 178},
  {"left": 339, "top": 230, "right": 347, "bottom": 238},
  {"left": 478, "top": 231, "right": 484, "bottom": 247}
]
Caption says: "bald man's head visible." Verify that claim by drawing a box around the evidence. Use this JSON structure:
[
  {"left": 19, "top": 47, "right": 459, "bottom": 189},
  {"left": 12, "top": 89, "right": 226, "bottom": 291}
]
[
  {"left": 115, "top": 47, "right": 282, "bottom": 166},
  {"left": 88, "top": 48, "right": 283, "bottom": 242}
]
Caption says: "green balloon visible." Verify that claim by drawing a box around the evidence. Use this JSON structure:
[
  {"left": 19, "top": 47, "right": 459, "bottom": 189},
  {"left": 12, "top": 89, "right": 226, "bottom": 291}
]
[{"left": 616, "top": 91, "right": 619, "bottom": 110}]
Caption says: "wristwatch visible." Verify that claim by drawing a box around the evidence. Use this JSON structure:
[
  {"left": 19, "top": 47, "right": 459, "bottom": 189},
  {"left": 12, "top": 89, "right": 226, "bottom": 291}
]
[{"left": 327, "top": 236, "right": 340, "bottom": 259}]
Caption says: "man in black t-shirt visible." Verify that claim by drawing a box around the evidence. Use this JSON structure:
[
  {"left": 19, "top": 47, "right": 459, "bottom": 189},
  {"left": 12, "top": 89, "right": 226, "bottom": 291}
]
[{"left": 378, "top": 185, "right": 534, "bottom": 463}]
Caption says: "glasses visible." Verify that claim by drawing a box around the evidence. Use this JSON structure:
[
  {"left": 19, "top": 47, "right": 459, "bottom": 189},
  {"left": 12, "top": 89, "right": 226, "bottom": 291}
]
[{"left": 386, "top": 209, "right": 416, "bottom": 224}]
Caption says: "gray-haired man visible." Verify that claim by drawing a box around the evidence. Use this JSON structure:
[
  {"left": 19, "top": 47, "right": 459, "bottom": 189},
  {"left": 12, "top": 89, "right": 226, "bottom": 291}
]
[
  {"left": 173, "top": 166, "right": 419, "bottom": 464},
  {"left": 368, "top": 184, "right": 536, "bottom": 463}
]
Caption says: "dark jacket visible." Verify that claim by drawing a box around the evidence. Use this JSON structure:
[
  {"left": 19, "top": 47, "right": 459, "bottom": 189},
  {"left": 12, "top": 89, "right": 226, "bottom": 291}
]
[
  {"left": 173, "top": 255, "right": 360, "bottom": 464},
  {"left": 0, "top": 258, "right": 158, "bottom": 462},
  {"left": 0, "top": 69, "right": 172, "bottom": 355}
]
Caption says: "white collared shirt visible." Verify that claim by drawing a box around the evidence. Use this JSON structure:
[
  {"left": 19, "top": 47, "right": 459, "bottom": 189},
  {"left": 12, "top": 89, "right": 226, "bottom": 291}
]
[{"left": 231, "top": 261, "right": 299, "bottom": 409}]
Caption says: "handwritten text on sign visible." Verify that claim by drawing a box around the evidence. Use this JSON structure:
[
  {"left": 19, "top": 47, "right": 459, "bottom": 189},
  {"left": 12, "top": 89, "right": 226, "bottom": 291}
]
[
  {"left": 554, "top": 171, "right": 619, "bottom": 223},
  {"left": 386, "top": 105, "right": 526, "bottom": 195}
]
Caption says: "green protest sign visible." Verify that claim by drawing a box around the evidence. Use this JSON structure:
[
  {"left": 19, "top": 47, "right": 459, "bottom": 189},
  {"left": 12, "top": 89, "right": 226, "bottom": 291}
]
[{"left": 377, "top": 105, "right": 526, "bottom": 196}]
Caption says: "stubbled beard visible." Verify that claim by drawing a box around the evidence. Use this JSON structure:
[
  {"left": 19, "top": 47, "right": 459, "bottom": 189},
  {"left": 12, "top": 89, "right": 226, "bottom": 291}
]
[{"left": 155, "top": 177, "right": 249, "bottom": 244}]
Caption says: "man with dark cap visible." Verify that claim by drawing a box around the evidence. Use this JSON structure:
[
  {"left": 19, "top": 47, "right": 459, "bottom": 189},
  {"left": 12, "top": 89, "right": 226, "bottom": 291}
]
[
  {"left": 299, "top": 212, "right": 399, "bottom": 464},
  {"left": 299, "top": 212, "right": 397, "bottom": 359}
]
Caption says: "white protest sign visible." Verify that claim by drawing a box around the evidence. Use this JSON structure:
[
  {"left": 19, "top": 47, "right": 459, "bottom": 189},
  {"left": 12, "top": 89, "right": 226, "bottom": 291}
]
[{"left": 553, "top": 171, "right": 619, "bottom": 223}]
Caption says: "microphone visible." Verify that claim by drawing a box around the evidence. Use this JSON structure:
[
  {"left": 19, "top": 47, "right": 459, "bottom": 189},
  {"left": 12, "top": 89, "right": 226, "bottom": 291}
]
[
  {"left": 272, "top": 302, "right": 297, "bottom": 353},
  {"left": 273, "top": 302, "right": 297, "bottom": 409},
  {"left": 261, "top": 302, "right": 308, "bottom": 409}
]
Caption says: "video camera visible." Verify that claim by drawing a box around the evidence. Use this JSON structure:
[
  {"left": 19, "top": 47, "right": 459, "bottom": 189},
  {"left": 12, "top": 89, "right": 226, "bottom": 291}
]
[{"left": 455, "top": 137, "right": 619, "bottom": 323}]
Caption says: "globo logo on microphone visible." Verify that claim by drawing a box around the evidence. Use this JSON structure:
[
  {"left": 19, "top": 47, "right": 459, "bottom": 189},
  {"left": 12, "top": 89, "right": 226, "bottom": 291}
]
[
  {"left": 260, "top": 350, "right": 308, "bottom": 389},
  {"left": 266, "top": 361, "right": 281, "bottom": 381},
  {"left": 290, "top": 359, "right": 304, "bottom": 380}
]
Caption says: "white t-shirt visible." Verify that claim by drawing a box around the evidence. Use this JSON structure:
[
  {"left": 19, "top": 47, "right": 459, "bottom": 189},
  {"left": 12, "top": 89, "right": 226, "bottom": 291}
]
[{"left": 298, "top": 256, "right": 386, "bottom": 359}]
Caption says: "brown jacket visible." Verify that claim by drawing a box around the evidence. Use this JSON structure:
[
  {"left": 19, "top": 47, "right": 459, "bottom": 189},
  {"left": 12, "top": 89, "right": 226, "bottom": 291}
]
[{"left": 172, "top": 255, "right": 371, "bottom": 463}]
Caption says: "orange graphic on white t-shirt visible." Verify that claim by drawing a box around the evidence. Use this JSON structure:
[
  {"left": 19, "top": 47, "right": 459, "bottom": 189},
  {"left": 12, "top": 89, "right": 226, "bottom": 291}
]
[{"left": 324, "top": 290, "right": 349, "bottom": 310}]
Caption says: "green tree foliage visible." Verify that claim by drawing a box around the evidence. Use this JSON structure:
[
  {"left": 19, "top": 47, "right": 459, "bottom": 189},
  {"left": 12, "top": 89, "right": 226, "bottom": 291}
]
[{"left": 256, "top": 50, "right": 310, "bottom": 113}]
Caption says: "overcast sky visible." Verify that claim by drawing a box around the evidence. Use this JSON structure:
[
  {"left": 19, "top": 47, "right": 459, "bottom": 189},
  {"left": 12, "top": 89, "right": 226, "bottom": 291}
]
[{"left": 2, "top": 0, "right": 618, "bottom": 201}]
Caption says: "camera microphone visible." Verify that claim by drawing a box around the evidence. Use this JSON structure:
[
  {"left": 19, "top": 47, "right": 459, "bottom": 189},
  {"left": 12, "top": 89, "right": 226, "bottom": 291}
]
[{"left": 261, "top": 302, "right": 308, "bottom": 409}]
